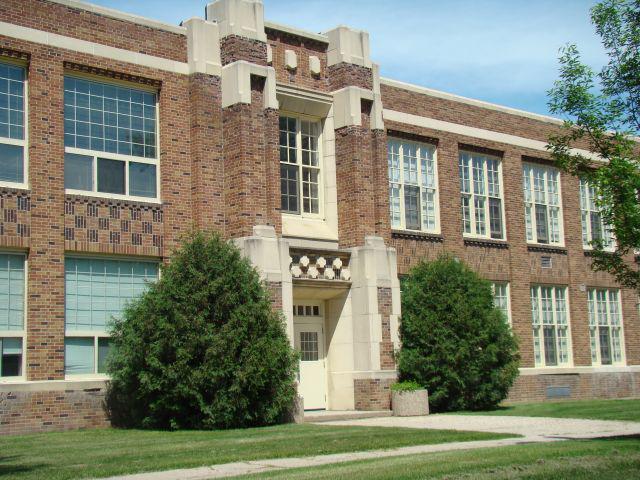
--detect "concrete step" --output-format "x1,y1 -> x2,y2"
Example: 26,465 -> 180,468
304,410 -> 392,423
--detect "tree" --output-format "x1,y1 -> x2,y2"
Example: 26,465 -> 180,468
106,231 -> 298,430
397,256 -> 520,412
547,0 -> 640,290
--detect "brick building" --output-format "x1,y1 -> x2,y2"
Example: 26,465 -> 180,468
0,0 -> 638,435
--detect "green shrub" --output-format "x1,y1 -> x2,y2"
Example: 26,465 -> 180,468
106,231 -> 298,430
397,255 -> 519,412
391,380 -> 423,392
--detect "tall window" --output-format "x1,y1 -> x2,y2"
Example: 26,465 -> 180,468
0,62 -> 26,187
279,115 -> 322,216
459,152 -> 505,239
0,253 -> 25,379
579,179 -> 614,249
588,288 -> 624,365
530,285 -> 571,367
64,76 -> 159,200
523,164 -> 563,245
491,282 -> 511,324
388,139 -> 439,232
64,257 -> 158,376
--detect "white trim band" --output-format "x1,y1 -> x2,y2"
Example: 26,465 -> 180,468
0,21 -> 190,76
383,109 -> 601,161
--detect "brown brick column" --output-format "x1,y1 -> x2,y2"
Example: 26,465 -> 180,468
335,101 -> 378,248
378,287 -> 395,369
372,128 -> 391,242
26,51 -> 65,381
189,73 -> 225,233
222,76 -> 280,239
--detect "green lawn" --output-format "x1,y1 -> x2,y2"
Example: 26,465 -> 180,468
454,398 -> 640,422
248,436 -> 640,479
0,424 -> 512,480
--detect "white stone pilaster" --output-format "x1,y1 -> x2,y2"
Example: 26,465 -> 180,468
206,0 -> 267,41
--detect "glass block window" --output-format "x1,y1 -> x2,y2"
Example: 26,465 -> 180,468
64,77 -> 157,158
459,151 -> 505,239
388,139 -> 438,232
300,331 -> 319,361
523,164 -> 563,245
65,257 -> 158,332
0,253 -> 25,331
531,286 -> 571,367
0,62 -> 26,185
279,115 -> 322,216
579,179 -> 614,249
492,282 -> 511,324
588,288 -> 624,365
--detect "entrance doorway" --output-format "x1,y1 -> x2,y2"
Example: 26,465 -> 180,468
293,303 -> 326,410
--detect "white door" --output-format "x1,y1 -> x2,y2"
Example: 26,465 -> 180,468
293,304 -> 326,410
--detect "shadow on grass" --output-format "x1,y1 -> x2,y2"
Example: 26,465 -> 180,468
0,455 -> 45,476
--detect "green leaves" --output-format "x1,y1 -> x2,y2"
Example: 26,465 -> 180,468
106,231 -> 298,430
397,256 -> 520,412
548,0 -> 640,291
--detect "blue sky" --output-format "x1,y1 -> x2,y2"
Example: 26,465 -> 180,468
87,0 -> 607,117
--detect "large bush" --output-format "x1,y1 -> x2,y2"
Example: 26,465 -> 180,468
397,255 -> 519,412
106,231 -> 298,430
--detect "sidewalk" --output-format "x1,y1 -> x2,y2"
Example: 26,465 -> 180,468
101,414 -> 640,480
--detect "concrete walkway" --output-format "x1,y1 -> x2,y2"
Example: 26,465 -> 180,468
101,415 -> 640,480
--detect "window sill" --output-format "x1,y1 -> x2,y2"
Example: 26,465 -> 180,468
0,181 -> 29,192
65,190 -> 162,206
391,230 -> 443,242
463,237 -> 509,249
527,244 -> 567,254
0,378 -> 108,392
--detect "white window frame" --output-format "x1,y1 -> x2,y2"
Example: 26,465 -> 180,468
0,252 -> 27,382
0,59 -> 29,190
64,254 -> 159,379
530,285 -> 573,368
588,288 -> 625,366
579,178 -> 615,251
63,74 -> 161,204
522,163 -> 564,246
491,282 -> 511,324
388,139 -> 440,234
459,151 -> 506,240
279,112 -> 324,220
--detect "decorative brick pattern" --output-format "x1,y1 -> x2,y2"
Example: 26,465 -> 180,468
64,196 -> 164,257
0,387 -> 109,435
354,378 -> 396,411
378,287 -> 395,370
0,189 -> 30,249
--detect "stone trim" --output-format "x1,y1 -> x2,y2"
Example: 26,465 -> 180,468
527,245 -> 568,254
391,231 -> 444,242
464,238 -> 510,249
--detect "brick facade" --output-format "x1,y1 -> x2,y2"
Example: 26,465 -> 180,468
0,0 -> 638,435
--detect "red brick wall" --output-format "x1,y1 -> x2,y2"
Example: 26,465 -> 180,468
354,378 -> 395,410
221,35 -> 267,66
0,189 -> 30,250
328,63 -> 373,91
378,287 -> 395,370
0,387 -> 109,435
0,0 -> 187,63
267,30 -> 329,92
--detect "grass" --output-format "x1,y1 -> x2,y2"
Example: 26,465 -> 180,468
247,435 -> 640,479
453,398 -> 640,422
0,424 -> 513,480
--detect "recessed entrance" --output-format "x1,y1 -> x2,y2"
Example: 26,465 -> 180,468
293,302 -> 327,410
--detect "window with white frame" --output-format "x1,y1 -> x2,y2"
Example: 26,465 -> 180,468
522,164 -> 563,245
0,253 -> 25,379
530,285 -> 571,367
491,282 -> 511,324
388,139 -> 439,232
579,179 -> 614,249
64,257 -> 158,376
0,62 -> 26,187
459,151 -> 505,239
64,76 -> 159,201
279,115 -> 322,216
588,288 -> 624,365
